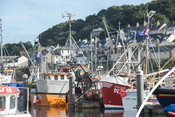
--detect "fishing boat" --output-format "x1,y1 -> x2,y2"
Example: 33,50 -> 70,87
99,76 -> 131,109
152,86 -> 175,117
121,89 -> 158,111
30,66 -> 72,107
30,12 -> 89,107
0,85 -> 31,117
99,43 -> 139,109
92,17 -> 141,110
151,70 -> 175,112
0,68 -> 14,84
153,87 -> 175,110
98,11 -> 159,110
0,20 -> 15,84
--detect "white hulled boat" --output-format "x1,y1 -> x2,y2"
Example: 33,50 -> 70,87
0,85 -> 31,117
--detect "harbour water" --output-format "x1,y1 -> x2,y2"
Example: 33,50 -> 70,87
30,107 -> 166,117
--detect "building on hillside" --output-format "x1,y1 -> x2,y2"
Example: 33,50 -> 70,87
5,55 -> 28,67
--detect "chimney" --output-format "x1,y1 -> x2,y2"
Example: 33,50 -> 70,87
157,21 -> 160,26
144,21 -> 147,26
128,24 -> 130,28
136,22 -> 140,28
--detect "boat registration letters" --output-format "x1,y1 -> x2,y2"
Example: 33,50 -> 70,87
0,87 -> 12,93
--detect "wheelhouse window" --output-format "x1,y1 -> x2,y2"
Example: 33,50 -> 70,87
54,75 -> 58,80
48,76 -> 50,80
67,75 -> 69,79
0,96 -> 6,110
10,95 -> 16,109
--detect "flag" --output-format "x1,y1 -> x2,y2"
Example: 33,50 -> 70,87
137,27 -> 150,37
144,27 -> 150,37
36,51 -> 40,60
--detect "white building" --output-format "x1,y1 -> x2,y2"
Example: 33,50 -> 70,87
5,55 -> 28,67
52,47 -> 72,64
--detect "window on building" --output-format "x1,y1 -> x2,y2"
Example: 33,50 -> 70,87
61,75 -> 64,80
0,96 -> 6,110
10,95 -> 16,109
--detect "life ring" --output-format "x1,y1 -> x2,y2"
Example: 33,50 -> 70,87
118,88 -> 126,97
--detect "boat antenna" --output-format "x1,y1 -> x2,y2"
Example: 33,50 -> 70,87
62,12 -> 75,49
62,12 -> 88,63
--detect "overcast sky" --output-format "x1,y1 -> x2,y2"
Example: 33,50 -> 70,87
0,0 -> 152,44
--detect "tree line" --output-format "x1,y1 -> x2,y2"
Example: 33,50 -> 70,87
4,0 -> 175,55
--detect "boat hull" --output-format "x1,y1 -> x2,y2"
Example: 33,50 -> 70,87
100,81 -> 130,110
30,92 -> 67,107
122,90 -> 158,111
3,114 -> 31,117
153,88 -> 175,108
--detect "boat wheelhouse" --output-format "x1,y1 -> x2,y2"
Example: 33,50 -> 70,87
0,85 -> 31,117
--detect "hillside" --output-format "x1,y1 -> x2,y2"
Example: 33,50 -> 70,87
38,0 -> 175,47
3,0 -> 175,56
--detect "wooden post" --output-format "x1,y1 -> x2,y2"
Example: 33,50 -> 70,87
145,37 -> 149,76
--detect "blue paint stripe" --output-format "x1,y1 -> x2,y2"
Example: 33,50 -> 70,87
105,107 -> 124,110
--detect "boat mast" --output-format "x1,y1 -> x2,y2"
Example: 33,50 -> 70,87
90,33 -> 94,77
102,17 -> 115,71
145,9 -> 156,75
0,19 -> 3,64
63,12 -> 88,62
62,12 -> 75,51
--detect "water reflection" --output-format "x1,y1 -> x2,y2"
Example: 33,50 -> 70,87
30,106 -> 68,117
77,108 -> 103,117
30,107 -> 165,117
104,110 -> 124,117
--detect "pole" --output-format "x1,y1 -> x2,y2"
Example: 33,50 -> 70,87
90,35 -> 93,75
95,37 -> 97,71
68,72 -> 75,117
136,70 -> 144,111
68,14 -> 72,50
138,44 -> 141,70
145,37 -> 149,76
0,19 -> 3,64
23,74 -> 28,111
69,72 -> 75,109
